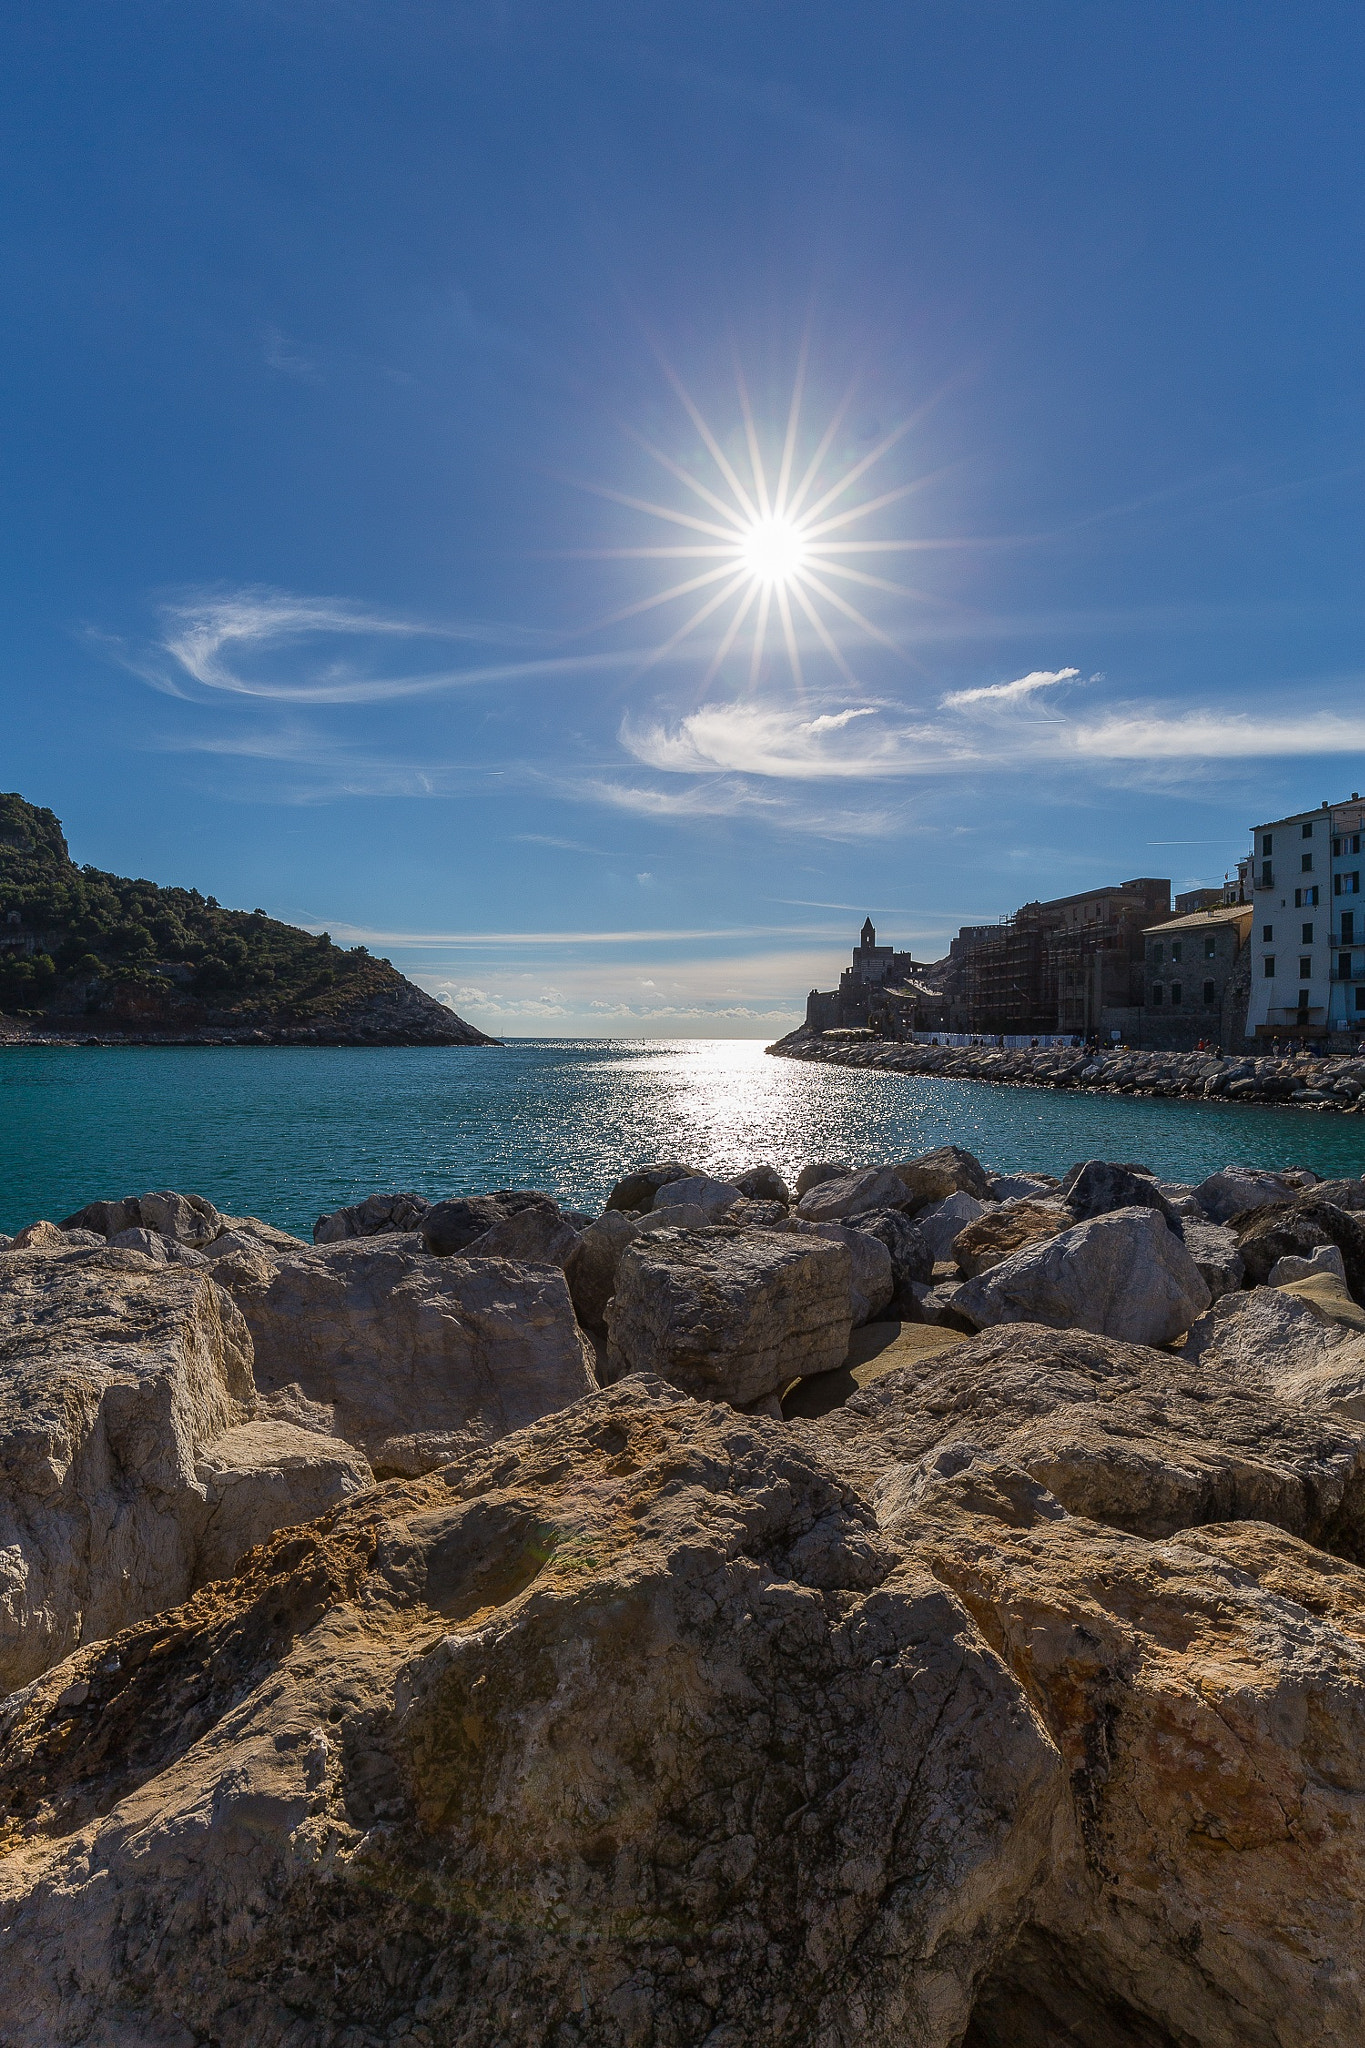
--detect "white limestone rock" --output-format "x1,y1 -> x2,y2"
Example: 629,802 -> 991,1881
218,1238 -> 598,1477
794,1165 -> 908,1224
605,1225 -> 852,1403
954,1207 -> 1212,1347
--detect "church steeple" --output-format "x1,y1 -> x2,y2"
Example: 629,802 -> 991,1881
860,917 -> 876,948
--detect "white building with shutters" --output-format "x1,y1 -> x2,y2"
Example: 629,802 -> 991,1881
1245,793 -> 1365,1040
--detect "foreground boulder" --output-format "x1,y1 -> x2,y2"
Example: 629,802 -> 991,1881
809,1322 -> 1365,1555
893,1144 -> 990,1206
951,1199 -> 1069,1278
1063,1157 -> 1184,1235
220,1239 -> 597,1475
605,1225 -> 852,1403
897,1471 -> 1365,2048
1192,1166 -> 1299,1224
420,1189 -> 558,1258
953,1206 -> 1211,1347
59,1188 -> 223,1248
603,1160 -> 696,1213
790,1218 -> 895,1325
793,1165 -> 908,1224
0,1379 -> 1063,2048
1236,1195 -> 1365,1301
0,1249 -> 255,1690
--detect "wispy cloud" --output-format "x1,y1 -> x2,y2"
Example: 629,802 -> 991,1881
940,667 -> 1081,709
130,588 -> 637,706
1068,709 -> 1365,759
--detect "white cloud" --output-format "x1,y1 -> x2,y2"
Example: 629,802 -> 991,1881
1065,709 -> 1365,758
620,701 -> 959,780
940,667 -> 1081,709
139,588 -> 635,705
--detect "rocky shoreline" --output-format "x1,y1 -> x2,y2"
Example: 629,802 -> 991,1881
768,1024 -> 1365,1111
2,1148 -> 1364,2044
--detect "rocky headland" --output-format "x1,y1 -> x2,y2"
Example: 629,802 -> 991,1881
768,1024 -> 1365,1112
2,1147 -> 1365,2043
0,793 -> 495,1046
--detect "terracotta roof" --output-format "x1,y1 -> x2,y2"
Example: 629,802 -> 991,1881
1143,903 -> 1253,935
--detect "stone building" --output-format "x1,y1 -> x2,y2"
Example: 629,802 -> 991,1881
804,919 -> 933,1032
1141,901 -> 1253,1050
946,879 -> 1172,1037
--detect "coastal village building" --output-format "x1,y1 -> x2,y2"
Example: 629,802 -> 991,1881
805,920 -> 945,1033
1244,794 -> 1365,1041
1141,900 -> 1253,1050
947,878 -> 1172,1038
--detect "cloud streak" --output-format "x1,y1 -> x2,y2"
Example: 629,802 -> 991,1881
940,666 -> 1081,709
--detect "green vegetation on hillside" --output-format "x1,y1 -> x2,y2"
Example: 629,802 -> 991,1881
0,792 -> 422,1028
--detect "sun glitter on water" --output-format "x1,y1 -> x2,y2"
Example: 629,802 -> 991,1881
576,347 -> 928,686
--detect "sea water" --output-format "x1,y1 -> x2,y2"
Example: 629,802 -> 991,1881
1,1038 -> 1361,1239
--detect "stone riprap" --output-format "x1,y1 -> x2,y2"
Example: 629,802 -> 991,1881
2,1153 -> 1365,2045
767,1027 -> 1365,1112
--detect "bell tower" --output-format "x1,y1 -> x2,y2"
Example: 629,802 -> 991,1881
860,917 -> 876,948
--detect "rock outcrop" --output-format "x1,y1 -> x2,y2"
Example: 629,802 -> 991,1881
0,1248 -> 255,1689
219,1239 -> 597,1476
605,1226 -> 852,1403
953,1206 -> 1211,1346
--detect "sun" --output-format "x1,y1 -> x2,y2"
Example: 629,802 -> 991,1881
738,512 -> 808,588
573,347 -> 928,687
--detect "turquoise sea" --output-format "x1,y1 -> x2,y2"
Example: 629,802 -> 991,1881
2,1038 -> 1362,1239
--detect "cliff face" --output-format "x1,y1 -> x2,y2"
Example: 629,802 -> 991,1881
0,793 -> 496,1045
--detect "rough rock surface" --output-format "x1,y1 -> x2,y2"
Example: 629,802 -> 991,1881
1271,1243 -> 1348,1286
420,1190 -> 555,1258
901,1479 -> 1365,2048
731,1163 -> 790,1204
605,1226 -> 852,1404
1063,1158 -> 1185,1235
313,1191 -> 430,1245
652,1172 -> 744,1219
192,1418 -> 372,1585
1183,1216 -> 1248,1300
915,1190 -> 988,1266
951,1199 -> 1069,1279
893,1143 -> 990,1207
563,1208 -> 638,1329
220,1239 -> 597,1476
1182,1283 -> 1348,1381
1237,1196 -> 1365,1300
1193,1166 -> 1300,1224
0,1248 -> 255,1689
854,1206 -> 934,1294
953,1206 -> 1211,1347
793,1165 -> 908,1224
790,1219 -> 895,1326
108,1225 -> 209,1266
0,1379 -> 1063,2048
1278,1270 -> 1365,1332
603,1161 -> 696,1214
809,1322 -> 1365,1556
459,1200 -> 581,1271
59,1190 -> 223,1247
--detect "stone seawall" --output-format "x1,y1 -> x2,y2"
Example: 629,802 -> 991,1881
768,1028 -> 1365,1112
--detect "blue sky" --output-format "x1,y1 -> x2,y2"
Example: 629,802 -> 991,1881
5,2 -> 1365,1036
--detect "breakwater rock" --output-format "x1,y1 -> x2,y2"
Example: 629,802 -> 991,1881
768,1025 -> 1365,1111
2,1148 -> 1365,2044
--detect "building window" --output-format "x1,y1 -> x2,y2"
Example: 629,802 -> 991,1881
1170,983 -> 1182,1005
1344,912 -> 1357,944
1203,979 -> 1216,1004
1151,942 -> 1163,964
1171,941 -> 1183,962
1262,833 -> 1273,855
1298,989 -> 1311,1009
1299,956 -> 1312,979
1263,924 -> 1273,943
1262,860 -> 1273,885
1357,987 -> 1365,1011
1205,935 -> 1217,958
1265,957 -> 1276,977
1294,886 -> 1320,907
1302,821 -> 1315,839
1302,923 -> 1314,944
1335,872 -> 1361,896
1151,983 -> 1164,1005
1302,853 -> 1314,872
1340,955 -> 1353,981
